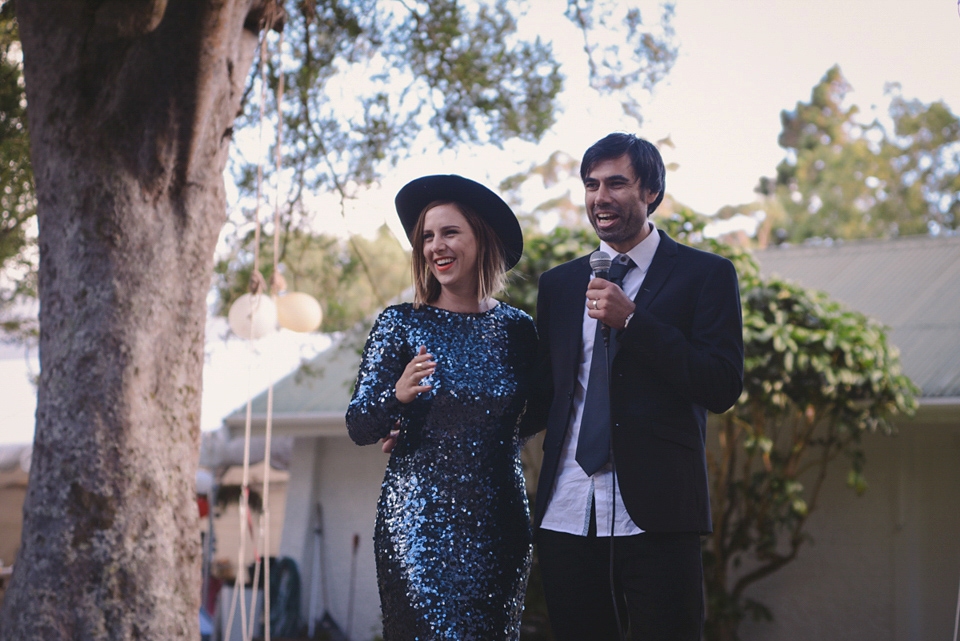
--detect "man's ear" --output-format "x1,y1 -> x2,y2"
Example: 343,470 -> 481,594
643,189 -> 660,205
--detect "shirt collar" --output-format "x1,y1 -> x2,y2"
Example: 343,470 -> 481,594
598,221 -> 660,274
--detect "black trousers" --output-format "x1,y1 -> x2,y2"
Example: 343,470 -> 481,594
537,524 -> 704,641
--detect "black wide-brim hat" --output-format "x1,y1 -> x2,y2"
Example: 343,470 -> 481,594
395,174 -> 523,270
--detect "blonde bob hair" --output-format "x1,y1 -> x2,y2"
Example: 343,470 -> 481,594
410,200 -> 508,307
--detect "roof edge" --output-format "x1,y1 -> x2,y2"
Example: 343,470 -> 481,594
911,397 -> 960,424
223,412 -> 347,440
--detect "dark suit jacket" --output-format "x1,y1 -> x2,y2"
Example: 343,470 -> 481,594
522,230 -> 744,534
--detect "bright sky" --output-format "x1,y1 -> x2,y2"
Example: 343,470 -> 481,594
642,0 -> 960,216
331,0 -> 960,241
3,0 -> 959,445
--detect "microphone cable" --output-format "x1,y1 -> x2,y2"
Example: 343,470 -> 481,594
610,465 -> 626,641
602,326 -> 627,641
590,249 -> 627,641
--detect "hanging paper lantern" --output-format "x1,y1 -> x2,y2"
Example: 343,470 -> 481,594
228,293 -> 278,339
276,292 -> 323,333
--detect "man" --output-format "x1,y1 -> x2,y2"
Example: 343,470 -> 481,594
524,133 -> 744,640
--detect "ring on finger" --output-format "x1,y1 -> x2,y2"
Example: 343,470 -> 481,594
415,362 -> 423,370
592,299 -> 598,309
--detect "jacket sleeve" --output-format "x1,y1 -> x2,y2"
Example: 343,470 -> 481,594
345,307 -> 409,445
619,255 -> 744,414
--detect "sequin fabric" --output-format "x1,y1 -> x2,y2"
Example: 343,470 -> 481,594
346,302 -> 536,641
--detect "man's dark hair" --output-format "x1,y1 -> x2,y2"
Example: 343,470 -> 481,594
580,132 -> 666,214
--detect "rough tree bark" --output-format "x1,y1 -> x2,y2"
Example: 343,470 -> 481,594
0,1 -> 274,638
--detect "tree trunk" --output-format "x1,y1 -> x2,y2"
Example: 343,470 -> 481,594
0,1 -> 267,638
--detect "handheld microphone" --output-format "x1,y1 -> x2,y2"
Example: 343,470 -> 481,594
589,250 -> 612,345
589,250 -> 611,280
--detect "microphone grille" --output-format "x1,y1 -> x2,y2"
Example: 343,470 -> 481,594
589,250 -> 612,273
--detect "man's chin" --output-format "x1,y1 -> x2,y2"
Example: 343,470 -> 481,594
595,226 -> 646,250
595,227 -> 625,243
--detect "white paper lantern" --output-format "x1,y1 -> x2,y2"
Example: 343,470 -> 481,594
227,293 -> 278,339
276,292 -> 323,333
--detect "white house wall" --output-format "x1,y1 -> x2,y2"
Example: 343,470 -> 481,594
277,437 -> 319,613
737,419 -> 960,641
281,435 -> 387,641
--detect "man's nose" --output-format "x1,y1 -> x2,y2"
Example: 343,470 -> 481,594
595,183 -> 613,203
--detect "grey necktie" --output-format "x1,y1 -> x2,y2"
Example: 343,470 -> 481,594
576,255 -> 634,476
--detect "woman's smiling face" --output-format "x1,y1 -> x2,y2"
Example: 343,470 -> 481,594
421,203 -> 479,296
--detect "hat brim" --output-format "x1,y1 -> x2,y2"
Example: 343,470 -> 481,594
395,174 -> 523,270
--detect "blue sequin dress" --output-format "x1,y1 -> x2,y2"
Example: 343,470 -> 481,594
346,302 -> 536,641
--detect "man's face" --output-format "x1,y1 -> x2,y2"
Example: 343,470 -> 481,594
583,154 -> 659,253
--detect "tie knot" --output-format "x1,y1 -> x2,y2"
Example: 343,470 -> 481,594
609,254 -> 634,284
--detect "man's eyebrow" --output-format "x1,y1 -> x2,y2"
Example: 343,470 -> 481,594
584,173 -> 634,183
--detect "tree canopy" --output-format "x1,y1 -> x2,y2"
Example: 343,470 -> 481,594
221,0 -> 676,331
241,0 -> 564,199
0,5 -> 35,339
213,224 -> 411,331
758,65 -> 960,244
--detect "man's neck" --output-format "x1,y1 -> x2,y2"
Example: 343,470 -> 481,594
605,222 -> 654,255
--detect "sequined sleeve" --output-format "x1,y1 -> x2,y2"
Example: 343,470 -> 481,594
346,306 -> 410,446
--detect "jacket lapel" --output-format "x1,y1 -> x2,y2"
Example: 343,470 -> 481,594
633,230 -> 678,310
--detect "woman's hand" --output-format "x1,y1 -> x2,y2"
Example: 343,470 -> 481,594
380,428 -> 400,454
395,345 -> 436,404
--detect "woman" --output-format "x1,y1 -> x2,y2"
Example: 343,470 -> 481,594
346,174 -> 536,640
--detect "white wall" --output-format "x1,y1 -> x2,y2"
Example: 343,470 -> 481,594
280,435 -> 387,641
737,418 -> 960,641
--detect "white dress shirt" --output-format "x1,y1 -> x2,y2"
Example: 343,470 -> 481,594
540,223 -> 661,537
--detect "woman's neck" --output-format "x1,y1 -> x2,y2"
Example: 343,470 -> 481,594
433,289 -> 494,314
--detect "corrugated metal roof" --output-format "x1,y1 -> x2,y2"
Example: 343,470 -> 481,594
222,295 -> 393,433
230,328 -> 366,420
753,235 -> 960,398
